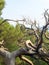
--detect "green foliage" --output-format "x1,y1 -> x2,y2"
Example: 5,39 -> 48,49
0,0 -> 49,65
0,0 -> 5,16
0,18 -> 49,65
0,19 -> 49,65
33,59 -> 47,65
0,0 -> 5,10
15,24 -> 24,40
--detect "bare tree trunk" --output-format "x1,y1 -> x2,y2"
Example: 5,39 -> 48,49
0,48 -> 15,65
4,57 -> 15,65
0,48 -> 35,65
0,10 -> 49,65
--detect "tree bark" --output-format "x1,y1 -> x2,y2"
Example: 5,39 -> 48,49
0,48 -> 35,65
4,57 -> 15,65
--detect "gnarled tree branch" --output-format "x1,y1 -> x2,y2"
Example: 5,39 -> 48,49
19,55 -> 34,65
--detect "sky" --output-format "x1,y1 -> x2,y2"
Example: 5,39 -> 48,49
1,0 -> 49,26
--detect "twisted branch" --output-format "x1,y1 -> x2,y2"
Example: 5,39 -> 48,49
19,55 -> 34,65
0,19 -> 25,25
36,22 -> 49,51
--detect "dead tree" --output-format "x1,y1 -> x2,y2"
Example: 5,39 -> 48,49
0,10 -> 49,65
